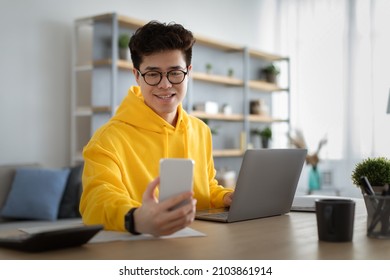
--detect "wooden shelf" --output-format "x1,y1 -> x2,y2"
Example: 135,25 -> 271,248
191,111 -> 244,121
248,114 -> 288,123
92,106 -> 112,113
192,72 -> 244,86
249,80 -> 288,92
85,13 -> 146,29
75,106 -> 112,116
93,59 -> 134,70
213,149 -> 244,157
117,60 -> 134,70
75,64 -> 93,72
116,14 -> 147,28
192,111 -> 288,123
249,49 -> 288,61
75,107 -> 92,116
195,34 -> 243,52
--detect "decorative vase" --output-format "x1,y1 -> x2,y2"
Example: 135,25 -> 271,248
308,166 -> 321,192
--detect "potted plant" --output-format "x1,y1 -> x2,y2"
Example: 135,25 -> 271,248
261,64 -> 280,83
351,157 -> 390,194
259,127 -> 272,148
251,127 -> 272,148
118,34 -> 130,60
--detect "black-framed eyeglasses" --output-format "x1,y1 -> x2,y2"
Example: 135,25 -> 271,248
137,68 -> 188,86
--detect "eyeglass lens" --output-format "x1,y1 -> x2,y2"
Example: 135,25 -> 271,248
142,70 -> 187,86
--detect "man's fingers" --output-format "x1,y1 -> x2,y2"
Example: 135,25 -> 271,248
143,177 -> 160,202
159,191 -> 193,210
156,204 -> 196,235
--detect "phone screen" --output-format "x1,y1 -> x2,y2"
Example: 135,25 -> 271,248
159,158 -> 194,209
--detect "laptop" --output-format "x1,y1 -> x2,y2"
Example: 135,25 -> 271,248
195,148 -> 307,222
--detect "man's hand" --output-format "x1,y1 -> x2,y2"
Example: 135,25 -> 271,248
223,191 -> 234,207
133,177 -> 196,237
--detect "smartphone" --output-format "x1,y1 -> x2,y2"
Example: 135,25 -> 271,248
159,158 -> 194,210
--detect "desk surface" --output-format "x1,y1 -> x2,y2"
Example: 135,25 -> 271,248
0,200 -> 388,260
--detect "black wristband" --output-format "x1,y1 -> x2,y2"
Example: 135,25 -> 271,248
125,208 -> 141,235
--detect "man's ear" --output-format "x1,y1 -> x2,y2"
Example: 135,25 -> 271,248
133,69 -> 140,84
187,65 -> 192,76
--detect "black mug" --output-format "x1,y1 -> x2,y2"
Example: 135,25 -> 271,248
315,199 -> 355,242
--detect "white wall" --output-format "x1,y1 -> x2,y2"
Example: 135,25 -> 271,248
0,0 -> 267,167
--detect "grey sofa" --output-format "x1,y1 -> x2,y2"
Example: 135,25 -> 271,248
0,163 -> 83,231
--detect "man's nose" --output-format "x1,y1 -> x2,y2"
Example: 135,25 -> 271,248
158,74 -> 172,88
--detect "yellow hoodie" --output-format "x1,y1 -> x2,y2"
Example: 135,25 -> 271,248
80,86 -> 233,231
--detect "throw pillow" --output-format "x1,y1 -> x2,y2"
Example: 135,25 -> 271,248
0,163 -> 40,211
0,167 -> 70,221
58,164 -> 83,218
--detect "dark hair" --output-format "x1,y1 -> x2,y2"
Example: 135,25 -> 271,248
129,21 -> 195,70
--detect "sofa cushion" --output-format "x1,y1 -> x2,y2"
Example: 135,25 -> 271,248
58,164 -> 83,218
1,167 -> 70,221
0,164 -> 40,212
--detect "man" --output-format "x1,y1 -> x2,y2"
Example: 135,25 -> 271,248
80,21 -> 234,237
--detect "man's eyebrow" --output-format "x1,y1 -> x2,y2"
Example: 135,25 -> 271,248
144,65 -> 186,71
144,66 -> 160,71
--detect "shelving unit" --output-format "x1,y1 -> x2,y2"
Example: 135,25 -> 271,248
71,13 -> 138,164
71,12 -> 290,167
188,37 -> 290,163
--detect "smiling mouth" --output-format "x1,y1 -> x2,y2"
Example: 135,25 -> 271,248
156,94 -> 175,99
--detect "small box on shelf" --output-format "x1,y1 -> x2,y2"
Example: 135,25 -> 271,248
193,101 -> 219,114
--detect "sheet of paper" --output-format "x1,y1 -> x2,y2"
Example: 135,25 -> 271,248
89,227 -> 206,243
19,224 -> 205,242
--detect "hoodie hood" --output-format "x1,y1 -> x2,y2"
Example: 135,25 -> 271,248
113,86 -> 189,132
112,86 -> 190,157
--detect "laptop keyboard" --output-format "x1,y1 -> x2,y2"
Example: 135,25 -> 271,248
204,212 -> 228,219
196,208 -> 229,219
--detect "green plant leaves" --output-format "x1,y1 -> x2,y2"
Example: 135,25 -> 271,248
351,157 -> 390,186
